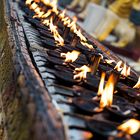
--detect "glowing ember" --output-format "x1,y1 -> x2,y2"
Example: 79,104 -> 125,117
97,72 -> 106,96
133,77 -> 140,89
74,65 -> 91,81
118,119 -> 140,135
61,50 -> 80,63
100,72 -> 118,108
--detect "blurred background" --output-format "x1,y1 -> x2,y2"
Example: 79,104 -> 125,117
58,0 -> 140,73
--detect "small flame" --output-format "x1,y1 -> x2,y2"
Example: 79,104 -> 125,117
59,10 -> 66,19
41,9 -> 52,18
61,50 -> 80,63
26,0 -> 64,46
114,61 -> 130,77
133,77 -> 140,89
74,65 -> 91,81
121,63 -> 131,77
97,72 -> 106,96
49,17 -> 64,46
118,119 -> 140,135
100,72 -> 118,108
105,59 -> 115,64
81,41 -> 93,49
26,0 -> 33,5
114,61 -> 123,72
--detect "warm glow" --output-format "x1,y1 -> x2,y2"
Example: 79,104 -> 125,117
81,41 -> 93,49
114,61 -> 123,72
30,2 -> 38,10
133,77 -> 140,89
74,29 -> 87,42
49,17 -> 64,46
97,72 -> 106,96
83,132 -> 93,139
41,10 -> 52,18
41,0 -> 58,14
74,65 -> 91,81
105,59 -> 115,64
100,72 -> 118,108
114,61 -> 130,77
61,50 -> 80,63
26,0 -> 33,5
26,0 -> 64,46
59,10 -> 66,19
121,63 -> 131,77
118,119 -> 140,135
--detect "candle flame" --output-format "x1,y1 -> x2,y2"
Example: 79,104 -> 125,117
114,61 -> 123,72
25,0 -> 64,46
133,77 -> 140,89
97,72 -> 106,96
100,72 -> 118,108
114,61 -> 130,77
74,65 -> 91,81
61,50 -> 80,63
118,119 -> 140,135
49,17 -> 64,46
121,63 -> 131,77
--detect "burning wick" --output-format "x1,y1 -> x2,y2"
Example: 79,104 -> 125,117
133,76 -> 140,89
117,119 -> 140,135
74,65 -> 91,82
100,72 -> 119,108
61,50 -> 80,63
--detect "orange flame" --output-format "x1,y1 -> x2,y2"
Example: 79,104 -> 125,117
61,50 -> 80,63
114,61 -> 130,77
133,77 -> 140,89
25,1 -> 64,46
118,119 -> 140,135
114,61 -> 123,72
74,65 -> 91,81
49,17 -> 64,46
97,72 -> 106,96
121,63 -> 131,77
100,72 -> 118,108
